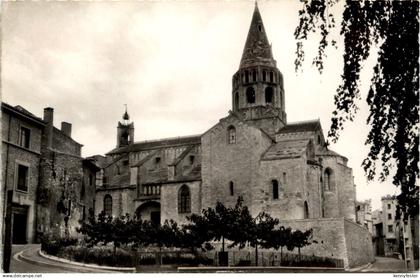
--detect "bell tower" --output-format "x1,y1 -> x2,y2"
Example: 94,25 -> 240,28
232,3 -> 287,135
117,105 -> 134,148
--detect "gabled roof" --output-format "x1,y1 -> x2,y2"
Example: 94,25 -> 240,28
262,138 -> 310,160
107,135 -> 201,155
53,126 -> 83,146
132,150 -> 159,167
1,102 -> 45,127
277,120 -> 320,134
103,153 -> 129,169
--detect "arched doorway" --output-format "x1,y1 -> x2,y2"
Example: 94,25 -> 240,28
136,201 -> 161,226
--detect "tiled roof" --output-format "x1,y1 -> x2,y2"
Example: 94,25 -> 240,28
107,135 -> 201,155
277,120 -> 320,134
262,139 -> 309,160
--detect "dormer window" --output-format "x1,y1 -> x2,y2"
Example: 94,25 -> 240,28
227,126 -> 236,144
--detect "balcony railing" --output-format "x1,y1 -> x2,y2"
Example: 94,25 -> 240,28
138,184 -> 161,199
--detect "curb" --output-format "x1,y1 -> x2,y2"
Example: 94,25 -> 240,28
17,249 -> 101,273
347,262 -> 373,272
38,250 -> 135,272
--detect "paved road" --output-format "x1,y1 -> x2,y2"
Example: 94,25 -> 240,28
9,244 -> 108,273
8,245 -> 413,274
362,256 -> 410,273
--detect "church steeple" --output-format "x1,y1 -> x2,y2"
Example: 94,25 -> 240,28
240,2 -> 276,68
117,105 -> 135,148
231,3 -> 287,135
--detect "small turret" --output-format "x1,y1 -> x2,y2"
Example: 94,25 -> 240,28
117,105 -> 134,148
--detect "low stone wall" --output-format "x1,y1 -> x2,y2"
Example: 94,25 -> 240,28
343,218 -> 374,267
280,218 -> 374,268
280,218 -> 347,265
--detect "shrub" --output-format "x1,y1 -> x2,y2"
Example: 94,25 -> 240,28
40,235 -> 78,256
61,245 -> 134,267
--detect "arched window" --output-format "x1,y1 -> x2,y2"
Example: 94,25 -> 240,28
104,194 -> 112,216
304,201 -> 309,219
265,87 -> 273,103
263,70 -> 267,81
245,70 -> 249,83
324,168 -> 334,191
227,125 -> 236,144
178,185 -> 191,213
121,131 -> 129,145
234,92 -> 239,110
269,71 -> 274,83
229,181 -> 234,196
246,87 -> 255,104
272,180 -> 279,200
252,70 -> 257,82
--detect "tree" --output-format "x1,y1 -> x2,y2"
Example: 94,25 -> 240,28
192,197 -> 247,252
287,229 -> 315,261
295,0 -> 419,217
248,212 -> 279,266
262,226 -> 292,265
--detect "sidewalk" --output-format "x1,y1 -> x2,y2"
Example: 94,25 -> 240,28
361,257 -> 410,273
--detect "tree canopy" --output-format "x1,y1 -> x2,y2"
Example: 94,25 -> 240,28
295,0 -> 419,216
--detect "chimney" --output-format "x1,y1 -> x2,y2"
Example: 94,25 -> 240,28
61,122 -> 72,137
43,107 -> 54,125
43,107 -> 54,148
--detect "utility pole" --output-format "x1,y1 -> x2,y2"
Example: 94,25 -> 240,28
3,190 -> 13,273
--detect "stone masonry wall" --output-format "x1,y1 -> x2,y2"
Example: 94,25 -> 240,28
321,155 -> 356,221
256,158 -> 307,220
2,111 -> 43,243
95,188 -> 135,217
344,218 -> 375,267
38,151 -> 85,239
201,115 -> 272,213
280,218 -> 347,265
160,181 -> 201,225
52,128 -> 81,156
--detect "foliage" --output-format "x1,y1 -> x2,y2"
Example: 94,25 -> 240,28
187,196 -> 248,252
295,0 -> 419,216
40,234 -> 78,256
286,229 -> 315,260
62,245 -> 133,267
75,198 -> 316,267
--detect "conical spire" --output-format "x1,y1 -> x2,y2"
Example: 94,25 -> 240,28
123,104 -> 129,121
240,3 -> 276,68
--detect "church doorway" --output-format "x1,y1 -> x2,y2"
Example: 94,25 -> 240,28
135,201 -> 161,226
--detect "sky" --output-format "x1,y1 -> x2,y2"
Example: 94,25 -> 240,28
1,0 -> 400,210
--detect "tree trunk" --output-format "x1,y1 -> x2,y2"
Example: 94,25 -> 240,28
280,246 -> 283,266
298,247 -> 301,262
255,244 -> 258,266
222,236 -> 225,252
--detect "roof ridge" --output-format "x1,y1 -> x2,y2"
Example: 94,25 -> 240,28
132,134 -> 201,145
286,119 -> 320,125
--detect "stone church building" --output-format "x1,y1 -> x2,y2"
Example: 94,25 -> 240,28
95,4 -> 373,268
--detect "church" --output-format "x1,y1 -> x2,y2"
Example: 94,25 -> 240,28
94,3 -> 373,268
